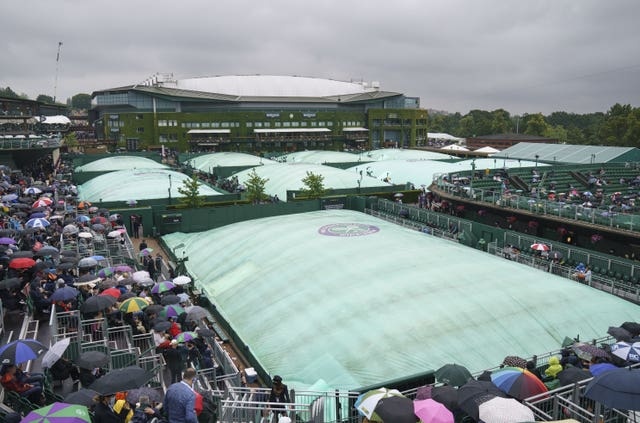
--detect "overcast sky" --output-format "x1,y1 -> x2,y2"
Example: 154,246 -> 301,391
1,0 -> 639,114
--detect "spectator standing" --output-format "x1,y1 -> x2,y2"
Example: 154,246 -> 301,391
164,368 -> 198,423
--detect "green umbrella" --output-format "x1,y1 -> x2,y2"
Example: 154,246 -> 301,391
23,402 -> 91,423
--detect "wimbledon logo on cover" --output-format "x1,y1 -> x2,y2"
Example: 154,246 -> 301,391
318,223 -> 380,237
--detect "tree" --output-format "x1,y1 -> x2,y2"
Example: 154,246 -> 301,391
244,169 -> 269,204
63,132 -> 79,149
524,113 -> 550,136
36,94 -> 54,104
0,87 -> 20,99
177,174 -> 205,208
300,171 -> 327,199
490,109 -> 512,134
70,93 -> 91,109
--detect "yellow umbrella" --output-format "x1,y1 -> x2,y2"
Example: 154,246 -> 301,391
119,297 -> 149,313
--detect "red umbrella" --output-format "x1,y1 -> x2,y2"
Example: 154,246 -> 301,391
99,288 -> 122,299
9,257 -> 36,269
91,216 -> 108,225
32,198 -> 53,208
530,243 -> 549,251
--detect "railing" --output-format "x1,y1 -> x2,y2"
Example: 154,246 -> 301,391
199,333 -> 241,387
435,180 -> 640,232
106,325 -> 134,351
0,138 -> 62,149
375,198 -> 473,235
367,209 -> 461,242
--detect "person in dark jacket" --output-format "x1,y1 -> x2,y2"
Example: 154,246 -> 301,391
163,339 -> 184,383
93,394 -> 131,423
268,375 -> 290,420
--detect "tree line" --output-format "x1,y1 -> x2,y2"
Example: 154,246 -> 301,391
429,104 -> 640,147
0,86 -> 91,110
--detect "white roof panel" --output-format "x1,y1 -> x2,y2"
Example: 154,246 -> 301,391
254,128 -> 331,133
186,129 -> 231,134
343,127 -> 369,132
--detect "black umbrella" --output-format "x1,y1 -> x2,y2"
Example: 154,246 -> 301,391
197,328 -> 216,338
430,385 -> 459,411
585,367 -> 640,411
372,396 -> 416,423
145,305 -> 164,315
36,246 -> 59,257
60,256 -> 79,264
435,363 -> 473,387
34,262 -> 49,271
75,274 -> 101,286
0,229 -> 16,237
56,262 -> 75,270
118,292 -> 136,302
457,380 -> 507,421
153,321 -> 172,332
557,366 -> 592,386
11,251 -> 34,258
49,286 -> 79,302
127,387 -> 164,404
161,294 -> 180,305
91,224 -> 106,232
0,277 -> 21,290
10,203 -> 29,209
608,326 -> 633,342
80,295 -> 116,313
61,250 -> 79,257
76,350 -> 110,369
89,366 -> 154,395
0,339 -> 47,365
621,322 -> 640,337
186,306 -> 208,321
64,389 -> 98,407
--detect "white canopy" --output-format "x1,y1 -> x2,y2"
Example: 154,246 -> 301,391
254,128 -> 330,133
40,115 -> 71,125
428,132 -> 464,141
187,129 -> 231,134
440,144 -> 469,151
474,146 -> 501,153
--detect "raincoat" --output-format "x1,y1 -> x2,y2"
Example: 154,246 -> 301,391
545,356 -> 563,378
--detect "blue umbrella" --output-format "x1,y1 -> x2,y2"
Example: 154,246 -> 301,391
50,286 -> 80,302
76,215 -> 90,223
0,339 -> 47,365
2,194 -> 17,202
30,212 -> 47,219
589,363 -> 618,376
90,255 -> 106,261
25,218 -> 50,229
585,367 -> 640,411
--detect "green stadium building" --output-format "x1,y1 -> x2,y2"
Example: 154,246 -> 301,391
90,74 -> 427,152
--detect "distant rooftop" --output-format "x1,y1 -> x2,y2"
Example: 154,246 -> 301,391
470,133 -> 557,141
494,142 -> 640,164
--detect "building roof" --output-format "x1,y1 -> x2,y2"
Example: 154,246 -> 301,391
358,148 -> 452,161
280,150 -> 363,164
162,209 -> 640,390
493,142 -> 640,164
440,144 -> 469,151
75,156 -> 168,172
187,152 -> 276,171
470,133 -> 557,141
232,163 -> 389,201
77,169 -> 222,202
428,132 -> 464,141
474,146 -> 501,154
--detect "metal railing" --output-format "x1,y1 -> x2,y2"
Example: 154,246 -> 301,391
0,138 -> 62,149
367,209 -> 461,242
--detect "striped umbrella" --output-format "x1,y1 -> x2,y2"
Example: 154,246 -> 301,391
530,243 -> 549,251
151,281 -> 175,294
119,297 -> 149,313
98,267 -> 115,278
0,339 -> 47,365
490,367 -> 548,400
32,198 -> 53,208
161,304 -> 185,319
611,341 -> 640,362
139,247 -> 154,257
175,331 -> 198,343
22,402 -> 91,423
26,217 -> 50,228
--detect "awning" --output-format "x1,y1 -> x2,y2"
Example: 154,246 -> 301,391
187,129 -> 231,134
342,127 -> 369,132
40,115 -> 71,125
254,128 -> 331,134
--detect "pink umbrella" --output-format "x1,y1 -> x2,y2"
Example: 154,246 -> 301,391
530,243 -> 549,251
414,398 -> 454,423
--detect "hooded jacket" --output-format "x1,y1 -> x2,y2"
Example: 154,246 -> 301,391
545,356 -> 563,378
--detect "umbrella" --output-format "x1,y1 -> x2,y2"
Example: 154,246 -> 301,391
151,281 -> 175,295
530,243 -> 549,251
589,362 -> 618,376
41,338 -> 72,369
76,350 -> 109,369
491,367 -> 547,400
99,287 -> 122,298
186,306 -> 209,321
25,217 -> 50,228
60,255 -> 79,264
573,343 -> 610,361
50,286 -> 80,302
435,364 -> 472,387
153,321 -> 172,332
457,380 -> 507,420
557,367 -> 592,386
126,387 -> 164,404
355,387 -> 406,421
430,385 -> 459,412
107,230 -> 122,238
0,338 -> 47,365
98,267 -> 114,278
80,295 -> 116,313
0,277 -> 21,290
175,331 -> 198,343
197,328 -> 216,338
74,274 -> 101,286
178,293 -> 190,303
64,389 -> 98,407
173,275 -> 192,285
62,225 -> 79,235
132,270 -> 151,282
502,356 -> 528,369
608,326 -> 633,342
78,232 -> 93,239
22,402 -> 91,423
161,295 -> 181,306
2,193 -> 18,202
89,366 -> 154,395
91,216 -> 108,225
146,304 -> 164,314
138,277 -> 155,287
36,245 -> 59,257
621,321 -> 640,337
161,304 -> 185,318
32,198 -> 53,208
61,249 -> 79,257
372,396 -> 417,423
10,202 -> 29,209
118,292 -> 136,301
586,368 -> 640,411
12,251 -> 34,258
115,265 -> 133,272
139,247 -> 154,257
478,397 -> 534,423
76,215 -> 90,223
0,237 -> 16,245
77,201 -> 92,209
414,398 -> 454,423
611,341 -> 640,362
91,223 -> 106,232
108,214 -> 121,222
24,187 -> 43,195
56,262 -> 75,271
9,257 -> 36,269
30,212 -> 47,219
120,297 -> 149,313
78,257 -> 98,268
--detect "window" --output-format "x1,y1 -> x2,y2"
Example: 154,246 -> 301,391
169,134 -> 178,142
311,121 -> 317,127
327,122 -> 333,126
170,120 -> 177,127
136,127 -> 144,133
136,114 -> 144,120
275,122 -> 281,127
283,122 -> 291,127
291,122 -> 299,127
254,122 -> 262,127
158,120 -> 167,127
221,122 -> 230,128
319,121 -> 325,126
246,122 -> 253,128
159,134 -> 168,143
263,122 -> 271,128
201,122 -> 210,128
300,121 -> 307,127
212,122 -> 220,128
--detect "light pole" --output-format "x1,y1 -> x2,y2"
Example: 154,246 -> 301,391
535,154 -> 539,168
168,174 -> 172,204
590,153 -> 596,164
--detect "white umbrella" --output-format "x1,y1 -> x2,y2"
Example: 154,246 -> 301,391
41,337 -> 71,368
478,397 -> 534,423
132,270 -> 151,282
78,232 -> 93,239
178,293 -> 190,303
173,275 -> 192,286
107,230 -> 121,238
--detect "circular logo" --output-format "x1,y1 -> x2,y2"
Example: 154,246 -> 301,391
318,223 -> 380,237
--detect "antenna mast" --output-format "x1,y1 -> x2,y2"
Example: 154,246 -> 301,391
53,41 -> 63,103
